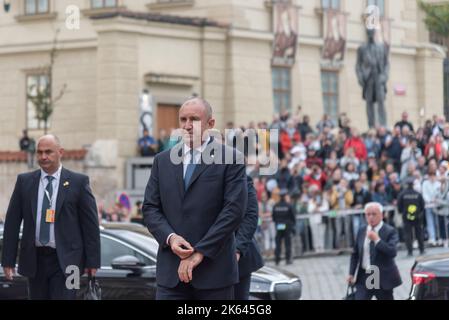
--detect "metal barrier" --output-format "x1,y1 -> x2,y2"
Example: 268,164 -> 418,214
256,203 -> 449,259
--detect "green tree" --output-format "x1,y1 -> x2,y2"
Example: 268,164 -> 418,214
419,0 -> 449,56
27,29 -> 66,134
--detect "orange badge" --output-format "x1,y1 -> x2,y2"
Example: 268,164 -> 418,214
45,209 -> 55,223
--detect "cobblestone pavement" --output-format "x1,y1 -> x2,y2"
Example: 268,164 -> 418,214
266,247 -> 449,300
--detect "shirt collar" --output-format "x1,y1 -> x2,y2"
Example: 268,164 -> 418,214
183,136 -> 211,156
41,165 -> 62,182
369,221 -> 384,233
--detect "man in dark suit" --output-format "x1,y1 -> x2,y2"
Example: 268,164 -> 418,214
347,202 -> 402,300
234,176 -> 264,300
1,135 -> 101,300
143,97 -> 247,300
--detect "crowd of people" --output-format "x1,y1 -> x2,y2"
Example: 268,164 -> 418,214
134,109 -> 449,259
226,110 -> 449,259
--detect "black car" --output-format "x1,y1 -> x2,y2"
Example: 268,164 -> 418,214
409,252 -> 449,300
0,223 -> 301,300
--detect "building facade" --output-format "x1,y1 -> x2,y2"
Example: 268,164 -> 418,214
0,0 -> 446,213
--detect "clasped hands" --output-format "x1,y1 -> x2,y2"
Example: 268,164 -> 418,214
169,234 -> 204,283
367,230 -> 380,242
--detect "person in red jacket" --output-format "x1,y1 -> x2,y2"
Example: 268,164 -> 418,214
424,135 -> 443,161
280,129 -> 293,156
304,165 -> 327,191
344,128 -> 367,161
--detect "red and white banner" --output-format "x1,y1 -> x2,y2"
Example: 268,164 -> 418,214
272,0 -> 298,66
322,9 -> 347,64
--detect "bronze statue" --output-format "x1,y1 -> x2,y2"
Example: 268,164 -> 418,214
356,28 -> 390,129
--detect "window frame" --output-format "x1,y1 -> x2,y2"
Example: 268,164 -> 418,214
272,66 -> 292,114
90,0 -> 118,9
24,0 -> 50,15
321,70 -> 339,122
26,73 -> 50,131
321,0 -> 340,10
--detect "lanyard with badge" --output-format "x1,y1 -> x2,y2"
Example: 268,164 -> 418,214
42,177 -> 56,224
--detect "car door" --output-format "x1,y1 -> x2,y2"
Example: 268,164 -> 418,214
90,234 -> 157,300
0,236 -> 28,300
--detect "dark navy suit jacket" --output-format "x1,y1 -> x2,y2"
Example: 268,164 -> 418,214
1,168 -> 101,277
349,223 -> 402,290
236,176 -> 264,278
143,140 -> 248,289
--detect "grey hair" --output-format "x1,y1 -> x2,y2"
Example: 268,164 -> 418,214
37,134 -> 62,148
182,97 -> 213,120
364,202 -> 384,214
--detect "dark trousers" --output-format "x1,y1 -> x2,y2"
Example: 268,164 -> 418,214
355,269 -> 394,300
156,282 -> 234,300
403,220 -> 425,255
275,229 -> 292,264
233,275 -> 251,300
28,247 -> 77,300
437,215 -> 448,240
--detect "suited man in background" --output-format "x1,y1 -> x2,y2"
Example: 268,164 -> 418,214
1,135 -> 101,299
143,97 -> 247,300
347,202 -> 402,300
234,176 -> 265,300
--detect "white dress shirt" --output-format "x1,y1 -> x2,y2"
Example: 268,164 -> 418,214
362,221 -> 383,270
35,165 -> 62,248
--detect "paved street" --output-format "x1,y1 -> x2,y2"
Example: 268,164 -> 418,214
267,247 -> 449,300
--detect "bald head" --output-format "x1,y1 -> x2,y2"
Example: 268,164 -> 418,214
179,97 -> 215,148
36,134 -> 63,174
37,134 -> 61,148
181,97 -> 213,120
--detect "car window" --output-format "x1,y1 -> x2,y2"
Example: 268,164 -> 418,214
100,235 -> 154,267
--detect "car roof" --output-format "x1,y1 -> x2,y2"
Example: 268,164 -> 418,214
101,222 -> 158,250
416,252 -> 449,263
100,222 -> 153,237
252,265 -> 299,282
414,252 -> 449,277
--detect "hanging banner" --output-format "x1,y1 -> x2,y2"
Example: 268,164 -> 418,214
272,0 -> 298,66
321,9 -> 347,68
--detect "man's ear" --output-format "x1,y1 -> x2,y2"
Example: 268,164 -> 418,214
208,118 -> 215,129
59,148 -> 65,157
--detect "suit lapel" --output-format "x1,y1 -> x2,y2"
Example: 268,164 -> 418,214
55,168 -> 70,219
185,161 -> 210,191
359,226 -> 366,262
174,160 -> 185,199
30,170 -> 41,223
